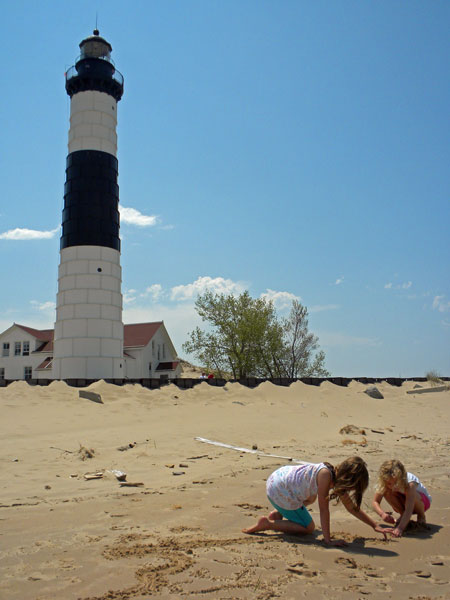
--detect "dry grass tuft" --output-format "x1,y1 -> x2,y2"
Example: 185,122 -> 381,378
426,370 -> 442,386
339,424 -> 366,436
341,438 -> 367,447
78,444 -> 95,460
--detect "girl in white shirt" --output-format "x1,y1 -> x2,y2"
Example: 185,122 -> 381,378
372,459 -> 431,537
242,456 -> 388,546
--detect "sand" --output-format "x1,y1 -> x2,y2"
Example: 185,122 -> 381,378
0,379 -> 448,599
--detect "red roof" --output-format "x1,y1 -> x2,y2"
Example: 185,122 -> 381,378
12,322 -> 164,353
123,322 -> 162,348
15,324 -> 54,342
36,357 -> 53,370
156,361 -> 179,371
35,340 -> 54,353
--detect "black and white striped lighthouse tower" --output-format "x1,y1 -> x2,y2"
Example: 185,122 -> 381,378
53,30 -> 124,380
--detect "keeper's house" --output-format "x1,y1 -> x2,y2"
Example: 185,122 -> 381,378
0,322 -> 181,382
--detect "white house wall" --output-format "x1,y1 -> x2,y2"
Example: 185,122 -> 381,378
0,323 -> 180,381
0,327 -> 46,380
124,325 -> 180,380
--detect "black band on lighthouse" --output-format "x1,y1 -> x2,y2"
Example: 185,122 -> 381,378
60,150 -> 120,251
66,57 -> 124,101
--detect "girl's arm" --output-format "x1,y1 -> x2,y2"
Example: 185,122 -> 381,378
341,493 -> 389,539
372,491 -> 396,524
392,482 -> 416,537
317,469 -> 347,547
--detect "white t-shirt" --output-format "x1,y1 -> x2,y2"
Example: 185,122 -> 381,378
406,472 -> 431,502
266,463 -> 329,510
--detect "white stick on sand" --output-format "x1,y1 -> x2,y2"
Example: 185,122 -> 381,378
194,437 -> 311,464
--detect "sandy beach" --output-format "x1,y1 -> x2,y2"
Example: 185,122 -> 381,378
0,379 -> 448,599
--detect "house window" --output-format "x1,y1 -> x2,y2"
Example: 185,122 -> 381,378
23,341 -> 30,356
15,342 -> 21,356
2,343 -> 9,357
149,362 -> 152,371
162,343 -> 166,358
0,368 -> 4,380
24,366 -> 32,380
157,345 -> 160,360
152,340 -> 155,356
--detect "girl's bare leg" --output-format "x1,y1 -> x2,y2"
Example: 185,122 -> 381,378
243,516 -> 315,535
412,493 -> 427,524
268,510 -> 283,521
385,489 -> 427,526
384,490 -> 406,515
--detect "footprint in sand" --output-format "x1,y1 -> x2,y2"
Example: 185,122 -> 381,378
334,557 -> 357,569
286,567 -> 319,578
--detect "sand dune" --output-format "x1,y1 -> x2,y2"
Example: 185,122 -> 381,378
0,380 -> 448,599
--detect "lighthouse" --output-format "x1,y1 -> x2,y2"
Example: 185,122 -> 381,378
53,30 -> 124,380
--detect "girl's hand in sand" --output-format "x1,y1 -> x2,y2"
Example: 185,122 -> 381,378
374,524 -> 391,540
324,538 -> 348,547
391,527 -> 403,538
382,512 -> 396,524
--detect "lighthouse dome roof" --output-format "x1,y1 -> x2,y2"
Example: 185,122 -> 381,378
79,30 -> 112,59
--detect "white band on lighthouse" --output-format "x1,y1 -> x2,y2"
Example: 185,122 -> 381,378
53,245 -> 123,380
69,91 -> 118,156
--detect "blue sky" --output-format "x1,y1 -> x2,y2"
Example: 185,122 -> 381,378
0,0 -> 448,377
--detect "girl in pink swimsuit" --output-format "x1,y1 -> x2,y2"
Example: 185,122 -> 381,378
372,459 -> 431,537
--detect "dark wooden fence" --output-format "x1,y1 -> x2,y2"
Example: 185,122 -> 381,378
0,376 -> 448,389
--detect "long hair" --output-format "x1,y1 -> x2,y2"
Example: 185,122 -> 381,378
376,459 -> 408,494
329,456 -> 369,509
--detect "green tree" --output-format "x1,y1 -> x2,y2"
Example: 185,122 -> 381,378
281,300 -> 329,377
183,291 -> 329,379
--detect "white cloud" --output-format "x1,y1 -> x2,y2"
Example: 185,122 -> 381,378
335,277 -> 344,285
120,207 -> 158,227
30,300 -> 56,312
318,332 -> 381,348
142,284 -> 163,301
260,289 -> 299,309
0,306 -> 55,332
0,227 -> 59,240
384,281 -> 413,290
432,295 -> 450,313
123,302 -> 201,356
309,304 -> 340,313
123,289 -> 138,304
170,276 -> 246,301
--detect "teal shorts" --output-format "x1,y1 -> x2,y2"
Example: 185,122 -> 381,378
268,497 -> 313,527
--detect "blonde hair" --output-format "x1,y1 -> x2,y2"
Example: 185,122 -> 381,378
329,456 -> 369,509
377,459 -> 408,494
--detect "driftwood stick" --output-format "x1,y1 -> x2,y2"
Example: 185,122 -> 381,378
194,437 -> 311,464
50,446 -> 75,453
